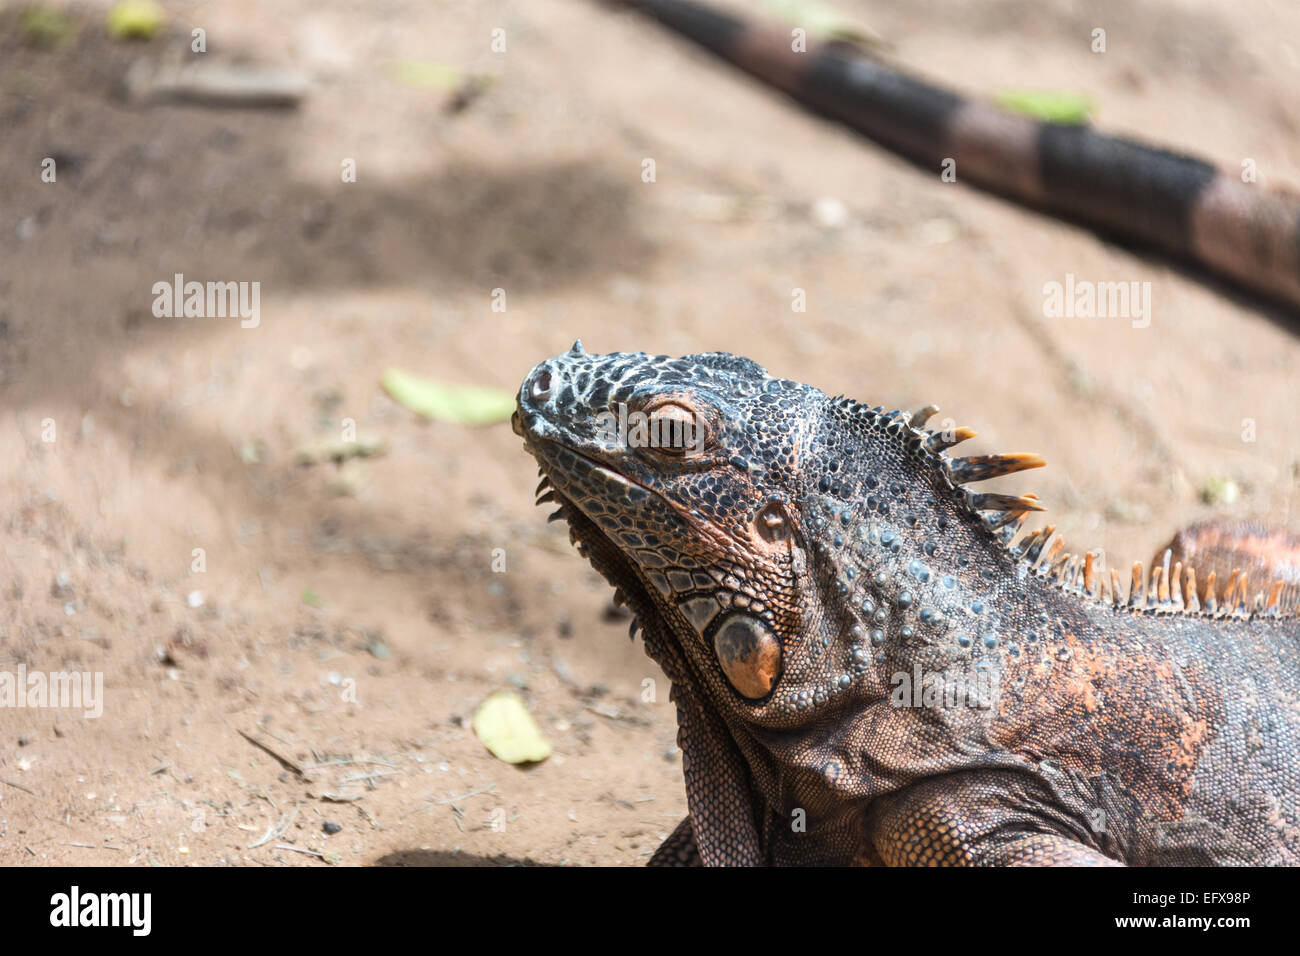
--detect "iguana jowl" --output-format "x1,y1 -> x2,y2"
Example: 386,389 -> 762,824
515,343 -> 1300,866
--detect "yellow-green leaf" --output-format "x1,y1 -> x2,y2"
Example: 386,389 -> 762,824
472,692 -> 552,764
107,0 -> 165,40
759,0 -> 883,47
394,60 -> 461,90
21,6 -> 76,48
1201,477 -> 1240,507
995,89 -> 1093,125
381,368 -> 514,426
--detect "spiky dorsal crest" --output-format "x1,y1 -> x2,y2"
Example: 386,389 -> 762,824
838,397 -> 1300,621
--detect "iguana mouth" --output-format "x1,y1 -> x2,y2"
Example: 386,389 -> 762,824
522,436 -> 667,643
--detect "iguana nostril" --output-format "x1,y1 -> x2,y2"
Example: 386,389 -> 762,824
530,369 -> 554,402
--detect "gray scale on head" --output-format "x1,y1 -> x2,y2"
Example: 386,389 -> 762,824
793,477 -> 1018,715
680,595 -> 722,631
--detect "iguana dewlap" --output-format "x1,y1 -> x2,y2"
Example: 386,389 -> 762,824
611,0 -> 1300,314
516,344 -> 1300,866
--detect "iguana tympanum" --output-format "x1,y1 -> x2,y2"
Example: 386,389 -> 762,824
515,343 -> 1300,866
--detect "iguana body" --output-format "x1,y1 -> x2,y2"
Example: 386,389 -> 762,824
515,344 -> 1300,865
612,0 -> 1300,313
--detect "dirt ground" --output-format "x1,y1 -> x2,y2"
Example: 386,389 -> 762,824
1,0 -> 1297,866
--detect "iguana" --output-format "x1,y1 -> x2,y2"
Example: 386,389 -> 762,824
515,343 -> 1300,865
608,0 -> 1300,314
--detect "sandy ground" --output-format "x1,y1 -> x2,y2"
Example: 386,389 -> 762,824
0,0 -> 1297,866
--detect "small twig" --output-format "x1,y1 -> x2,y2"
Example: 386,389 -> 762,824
59,842 -> 122,851
355,803 -> 383,831
597,792 -> 636,811
300,758 -> 399,771
260,727 -> 297,749
339,770 -> 400,786
275,843 -> 327,860
320,791 -> 362,803
584,704 -> 648,726
432,783 -> 497,806
249,806 -> 298,849
237,729 -> 305,778
3,779 -> 37,795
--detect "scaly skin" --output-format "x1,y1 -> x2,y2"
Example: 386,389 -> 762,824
515,344 -> 1300,866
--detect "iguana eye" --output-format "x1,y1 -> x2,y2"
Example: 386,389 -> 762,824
648,402 -> 703,455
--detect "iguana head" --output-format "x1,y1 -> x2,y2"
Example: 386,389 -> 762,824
514,342 -> 817,703
514,343 -> 1047,731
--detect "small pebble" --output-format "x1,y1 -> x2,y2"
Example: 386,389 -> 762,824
811,196 -> 849,229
